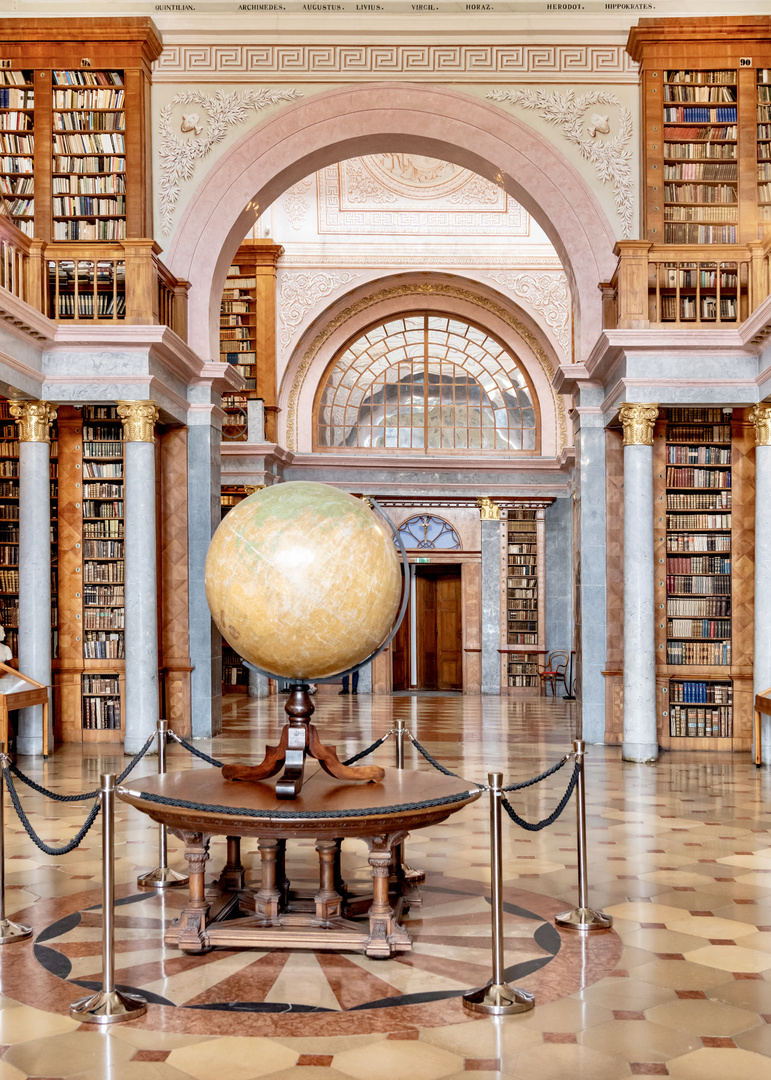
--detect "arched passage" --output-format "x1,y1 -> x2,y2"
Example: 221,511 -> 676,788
164,84 -> 619,365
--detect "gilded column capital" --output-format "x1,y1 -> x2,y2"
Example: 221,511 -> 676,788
619,403 -> 659,447
116,400 -> 159,443
9,401 -> 57,443
244,484 -> 266,497
749,404 -> 771,447
477,497 -> 500,520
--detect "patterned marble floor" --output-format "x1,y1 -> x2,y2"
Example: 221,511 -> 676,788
0,692 -> 770,1078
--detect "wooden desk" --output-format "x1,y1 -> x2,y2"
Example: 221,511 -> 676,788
119,765 -> 480,958
755,688 -> 771,767
0,662 -> 49,756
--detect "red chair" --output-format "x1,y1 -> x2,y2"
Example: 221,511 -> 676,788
539,651 -> 569,697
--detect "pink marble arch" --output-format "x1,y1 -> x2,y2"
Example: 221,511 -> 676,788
279,271 -> 564,456
164,84 -> 618,366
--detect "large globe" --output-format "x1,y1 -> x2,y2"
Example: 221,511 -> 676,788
205,481 -> 402,680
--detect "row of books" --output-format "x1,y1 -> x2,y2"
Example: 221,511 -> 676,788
0,544 -> 18,565
664,222 -> 738,243
0,133 -> 32,153
82,500 -> 123,518
664,184 -> 736,204
82,462 -> 122,478
0,111 -> 31,130
667,574 -> 730,594
507,599 -> 538,609
83,585 -> 124,604
667,556 -> 730,574
53,71 -> 123,87
221,301 -> 251,313
667,597 -> 730,616
0,88 -> 33,107
83,520 -> 123,538
664,84 -> 736,102
53,195 -> 126,215
0,569 -> 18,591
54,155 -> 124,173
1,197 -> 32,216
508,634 -> 538,645
83,441 -> 122,457
53,220 -> 127,241
52,130 -> 124,154
223,665 -> 248,685
0,156 -> 32,173
669,408 -> 727,423
667,618 -> 730,639
670,681 -> 732,703
508,555 -> 536,566
664,107 -> 736,122
666,446 -> 730,464
664,145 -> 736,160
666,467 -> 731,487
661,297 -> 737,320
52,175 -> 124,195
665,71 -> 736,85
53,88 -> 125,109
82,696 -> 121,730
82,481 -> 122,496
83,609 -> 124,630
507,567 -> 537,579
667,641 -> 731,664
758,183 -> 771,203
0,526 -> 18,540
53,113 -> 125,132
507,521 -> 537,531
83,540 -> 123,558
83,630 -> 124,658
0,463 -> 18,478
0,507 -> 17,520
84,563 -> 123,583
667,493 -> 731,510
82,675 -> 120,694
55,294 -> 126,317
664,205 -> 738,222
508,545 -> 536,554
664,162 -> 737,180
669,707 -> 732,738
663,125 -> 736,141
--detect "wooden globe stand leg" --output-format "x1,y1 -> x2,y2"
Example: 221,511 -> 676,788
222,685 -> 385,799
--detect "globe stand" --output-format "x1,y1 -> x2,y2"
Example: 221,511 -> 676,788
222,684 -> 385,799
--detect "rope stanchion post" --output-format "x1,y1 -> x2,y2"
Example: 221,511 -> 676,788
71,774 -> 147,1023
555,740 -> 612,932
0,742 -> 31,945
393,719 -> 425,888
137,720 -> 188,890
463,772 -> 534,1016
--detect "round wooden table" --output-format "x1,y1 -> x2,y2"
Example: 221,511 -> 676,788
119,765 -> 481,958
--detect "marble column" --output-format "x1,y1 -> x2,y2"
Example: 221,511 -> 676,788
479,499 -> 502,694
620,403 -> 660,763
10,401 -> 56,755
117,401 -> 160,754
750,404 -> 771,765
248,668 -> 269,698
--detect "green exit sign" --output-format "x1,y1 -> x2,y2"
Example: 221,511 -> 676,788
416,557 -> 430,563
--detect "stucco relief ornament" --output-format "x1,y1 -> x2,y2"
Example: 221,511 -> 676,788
486,271 -> 571,357
158,87 -> 303,235
486,88 -> 634,238
279,271 -> 361,352
282,177 -> 313,231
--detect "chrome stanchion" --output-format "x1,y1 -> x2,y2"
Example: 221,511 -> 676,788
555,740 -> 612,932
394,718 -> 424,886
0,742 -> 31,944
71,773 -> 147,1023
137,719 -> 188,889
463,772 -> 535,1016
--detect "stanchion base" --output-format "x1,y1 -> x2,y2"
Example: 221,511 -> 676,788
137,866 -> 190,890
555,906 -> 613,931
70,988 -> 147,1024
0,918 -> 32,944
463,980 -> 534,1016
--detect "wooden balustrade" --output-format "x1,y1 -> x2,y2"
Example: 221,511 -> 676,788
0,220 -> 189,340
612,236 -> 771,329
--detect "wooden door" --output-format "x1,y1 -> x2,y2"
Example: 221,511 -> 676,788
417,574 -> 438,689
392,584 -> 411,691
436,573 -> 462,691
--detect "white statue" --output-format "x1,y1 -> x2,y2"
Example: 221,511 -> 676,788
0,626 -> 11,664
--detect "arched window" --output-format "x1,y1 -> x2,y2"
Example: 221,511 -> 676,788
397,514 -> 461,550
315,314 -> 539,452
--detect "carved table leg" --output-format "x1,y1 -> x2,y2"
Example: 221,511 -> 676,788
365,834 -> 411,958
315,839 -> 343,922
276,838 -> 290,906
332,839 -> 347,901
255,838 -> 282,922
173,832 -> 212,952
216,836 -> 245,892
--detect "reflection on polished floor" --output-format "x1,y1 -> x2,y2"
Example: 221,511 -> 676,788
1,691 -> 771,1079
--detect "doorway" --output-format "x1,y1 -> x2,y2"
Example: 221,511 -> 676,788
393,564 -> 463,691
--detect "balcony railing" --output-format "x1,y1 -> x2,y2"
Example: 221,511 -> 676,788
609,236 -> 771,329
0,221 -> 189,340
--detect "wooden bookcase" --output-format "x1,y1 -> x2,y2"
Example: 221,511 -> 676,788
654,406 -> 754,751
654,259 -> 740,323
758,68 -> 771,224
502,509 -> 546,691
220,249 -> 258,442
628,17 -> 771,245
0,402 -> 19,659
0,69 -> 34,236
0,19 -> 160,243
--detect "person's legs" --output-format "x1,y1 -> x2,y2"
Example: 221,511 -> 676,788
351,670 -> 359,694
339,674 -> 349,695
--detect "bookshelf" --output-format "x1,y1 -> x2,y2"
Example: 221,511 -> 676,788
0,402 -> 19,660
654,260 -> 740,323
0,70 -> 34,237
220,252 -> 257,443
50,427 -> 58,661
654,406 -> 754,752
220,486 -> 249,690
503,510 -> 545,691
758,69 -> 771,225
628,18 -> 771,247
52,70 -> 126,242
